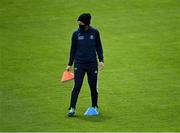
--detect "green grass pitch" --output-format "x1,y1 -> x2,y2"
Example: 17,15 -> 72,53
0,0 -> 180,131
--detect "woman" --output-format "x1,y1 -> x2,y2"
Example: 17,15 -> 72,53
66,13 -> 104,117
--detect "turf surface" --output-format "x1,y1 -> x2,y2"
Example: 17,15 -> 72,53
0,0 -> 180,131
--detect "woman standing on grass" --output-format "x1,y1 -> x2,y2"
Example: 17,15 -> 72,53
66,13 -> 104,117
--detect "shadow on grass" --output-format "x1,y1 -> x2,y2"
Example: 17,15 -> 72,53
73,113 -> 112,122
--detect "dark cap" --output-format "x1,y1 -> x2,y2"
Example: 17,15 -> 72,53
77,13 -> 91,25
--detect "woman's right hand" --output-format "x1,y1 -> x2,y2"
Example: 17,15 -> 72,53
66,65 -> 72,71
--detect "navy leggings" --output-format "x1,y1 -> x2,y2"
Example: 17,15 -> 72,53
69,62 -> 98,109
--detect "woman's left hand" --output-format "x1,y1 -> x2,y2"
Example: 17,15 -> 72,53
99,62 -> 104,71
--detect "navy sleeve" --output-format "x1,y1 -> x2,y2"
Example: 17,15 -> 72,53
96,30 -> 104,62
68,32 -> 77,66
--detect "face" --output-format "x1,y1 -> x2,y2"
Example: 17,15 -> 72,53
77,21 -> 87,31
77,21 -> 85,25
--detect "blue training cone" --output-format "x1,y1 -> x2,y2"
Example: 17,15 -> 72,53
84,107 -> 99,116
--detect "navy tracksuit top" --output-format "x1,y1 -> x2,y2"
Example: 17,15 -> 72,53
68,27 -> 104,66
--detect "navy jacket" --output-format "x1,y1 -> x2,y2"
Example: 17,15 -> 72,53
68,27 -> 104,66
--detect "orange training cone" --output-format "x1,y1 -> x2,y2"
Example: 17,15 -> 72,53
61,70 -> 74,83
